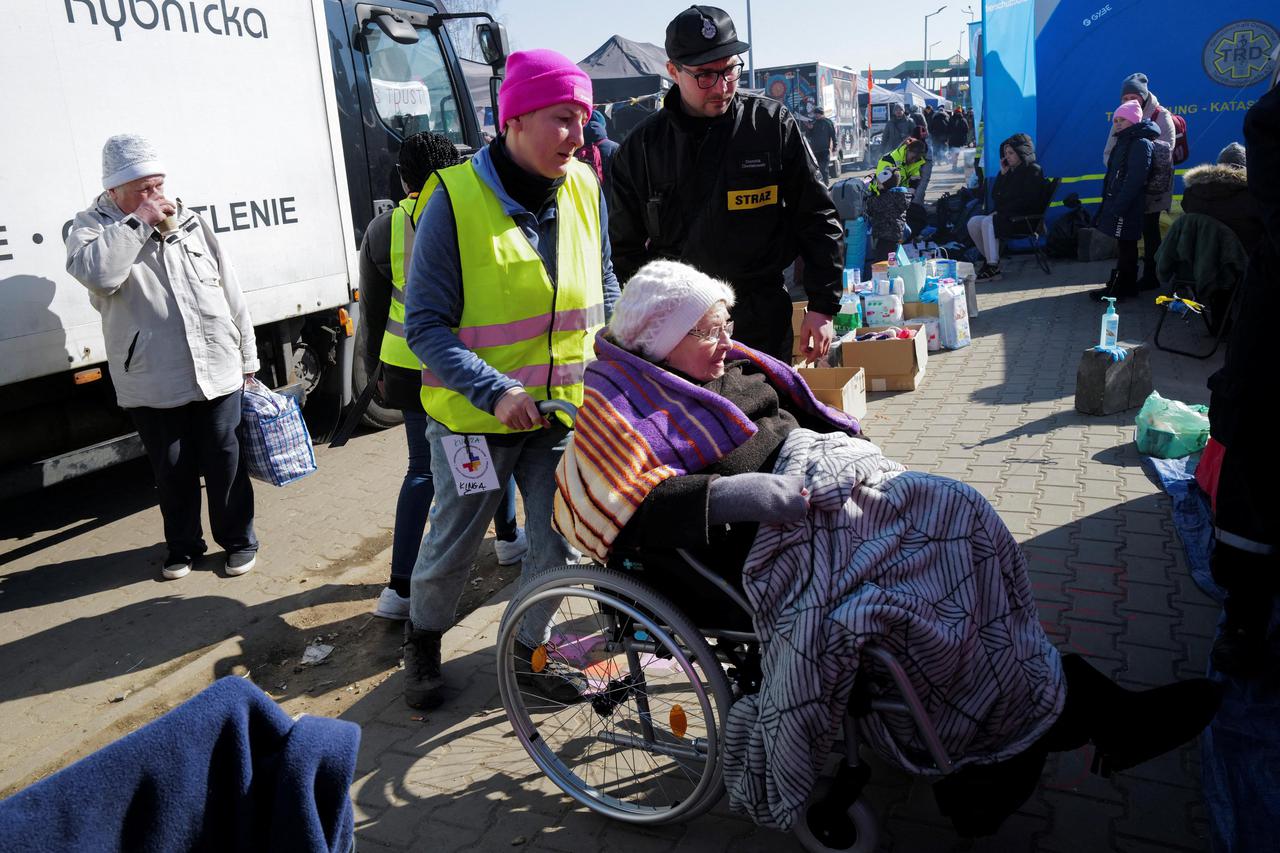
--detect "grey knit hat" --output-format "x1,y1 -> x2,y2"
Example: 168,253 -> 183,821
1217,142 -> 1246,169
1121,72 -> 1149,102
101,134 -> 165,190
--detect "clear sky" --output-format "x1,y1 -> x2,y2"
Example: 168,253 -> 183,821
494,0 -> 977,73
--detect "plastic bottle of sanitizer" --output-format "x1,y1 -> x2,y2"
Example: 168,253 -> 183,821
1099,297 -> 1119,348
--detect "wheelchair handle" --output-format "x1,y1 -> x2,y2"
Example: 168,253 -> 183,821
537,399 -> 578,425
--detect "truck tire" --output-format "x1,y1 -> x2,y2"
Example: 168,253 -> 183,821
352,316 -> 404,430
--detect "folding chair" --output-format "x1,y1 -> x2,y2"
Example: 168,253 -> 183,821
1153,215 -> 1247,360
1005,176 -> 1062,276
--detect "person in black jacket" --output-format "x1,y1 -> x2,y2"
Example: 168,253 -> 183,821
1201,66 -> 1280,677
609,4 -> 842,363
358,133 -> 526,620
966,133 -> 1045,281
1090,101 -> 1157,301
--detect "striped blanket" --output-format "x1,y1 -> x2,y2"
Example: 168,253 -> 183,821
723,429 -> 1065,830
553,332 -> 859,563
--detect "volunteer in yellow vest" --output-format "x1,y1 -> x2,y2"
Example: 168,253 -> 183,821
401,50 -> 620,710
358,133 -> 528,624
875,137 -> 933,205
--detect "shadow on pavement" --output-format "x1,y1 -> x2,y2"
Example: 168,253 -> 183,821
0,545 -> 165,613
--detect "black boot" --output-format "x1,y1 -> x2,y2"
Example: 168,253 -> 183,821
1088,269 -> 1124,302
513,639 -> 588,706
1051,654 -> 1223,777
1210,545 -> 1276,678
403,622 -> 445,709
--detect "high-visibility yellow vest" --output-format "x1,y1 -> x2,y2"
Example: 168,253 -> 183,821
419,158 -> 605,434
378,197 -> 421,370
873,143 -> 926,194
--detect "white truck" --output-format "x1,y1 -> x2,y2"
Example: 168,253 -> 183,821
0,0 -> 506,496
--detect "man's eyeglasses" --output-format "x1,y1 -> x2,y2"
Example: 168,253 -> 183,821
687,321 -> 734,342
677,62 -> 744,90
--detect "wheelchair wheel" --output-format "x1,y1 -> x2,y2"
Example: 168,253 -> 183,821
793,799 -> 878,853
496,566 -> 734,825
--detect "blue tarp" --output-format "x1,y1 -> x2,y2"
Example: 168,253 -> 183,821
980,1 -> 1279,220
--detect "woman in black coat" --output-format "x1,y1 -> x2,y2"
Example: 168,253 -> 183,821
1092,102 -> 1157,300
967,133 -> 1045,281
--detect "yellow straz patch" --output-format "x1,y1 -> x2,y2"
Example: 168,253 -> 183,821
727,185 -> 779,210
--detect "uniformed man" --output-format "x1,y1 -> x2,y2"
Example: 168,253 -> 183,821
875,137 -> 933,206
609,5 -> 842,363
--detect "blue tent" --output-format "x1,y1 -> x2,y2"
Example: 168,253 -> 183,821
981,1 -> 1278,218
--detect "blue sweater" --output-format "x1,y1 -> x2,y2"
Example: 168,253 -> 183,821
404,146 -> 620,417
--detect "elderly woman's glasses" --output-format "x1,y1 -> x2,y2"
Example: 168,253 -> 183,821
679,62 -> 744,89
687,321 -> 734,342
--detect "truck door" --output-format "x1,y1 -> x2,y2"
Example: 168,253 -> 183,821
345,2 -> 481,228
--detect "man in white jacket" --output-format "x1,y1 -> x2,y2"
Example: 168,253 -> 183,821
66,134 -> 260,580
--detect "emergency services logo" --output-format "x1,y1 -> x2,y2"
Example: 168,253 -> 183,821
1203,20 -> 1279,88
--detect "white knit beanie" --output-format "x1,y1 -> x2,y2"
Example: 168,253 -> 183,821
101,134 -> 165,190
609,260 -> 736,361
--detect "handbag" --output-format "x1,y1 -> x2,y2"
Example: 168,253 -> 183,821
240,378 -> 317,486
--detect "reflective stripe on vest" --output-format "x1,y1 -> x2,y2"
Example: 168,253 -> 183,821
420,159 -> 605,434
874,143 -> 925,191
378,197 -> 422,370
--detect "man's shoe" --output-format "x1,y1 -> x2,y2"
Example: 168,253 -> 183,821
513,640 -> 588,706
1211,627 -> 1270,678
495,527 -> 529,566
374,587 -> 411,620
976,264 -> 1002,282
162,557 -> 192,580
226,551 -> 257,576
403,623 -> 445,709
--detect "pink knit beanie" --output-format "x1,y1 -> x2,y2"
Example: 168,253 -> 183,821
1113,100 -> 1143,125
498,49 -> 593,129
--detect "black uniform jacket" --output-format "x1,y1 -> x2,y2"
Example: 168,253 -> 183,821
609,88 -> 843,316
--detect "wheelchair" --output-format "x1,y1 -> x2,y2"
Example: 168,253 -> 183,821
495,543 -> 958,853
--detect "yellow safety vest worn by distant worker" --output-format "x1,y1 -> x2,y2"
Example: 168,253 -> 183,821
378,196 -> 421,370
418,159 -> 605,434
875,142 -> 927,191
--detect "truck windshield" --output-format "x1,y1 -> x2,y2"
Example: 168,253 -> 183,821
364,23 -> 463,143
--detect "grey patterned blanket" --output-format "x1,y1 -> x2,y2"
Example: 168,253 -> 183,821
722,430 -> 1065,830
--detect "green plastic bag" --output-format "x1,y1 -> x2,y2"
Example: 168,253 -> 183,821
1134,391 -> 1210,459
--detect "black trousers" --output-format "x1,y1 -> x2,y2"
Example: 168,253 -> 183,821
129,390 -> 257,561
1140,211 -> 1163,287
730,282 -> 793,363
1114,239 -> 1140,296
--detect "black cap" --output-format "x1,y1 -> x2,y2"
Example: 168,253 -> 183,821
665,5 -> 749,67
814,106 -> 825,114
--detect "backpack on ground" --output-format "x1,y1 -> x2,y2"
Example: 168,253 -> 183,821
830,177 -> 872,221
1047,194 -> 1091,259
1170,113 -> 1189,165
1147,140 -> 1174,196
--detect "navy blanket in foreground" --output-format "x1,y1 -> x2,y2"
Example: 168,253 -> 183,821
0,677 -> 359,853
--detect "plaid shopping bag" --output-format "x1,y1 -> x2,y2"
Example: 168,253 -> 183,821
240,379 -> 317,486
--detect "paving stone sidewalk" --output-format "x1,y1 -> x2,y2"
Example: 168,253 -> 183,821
345,255 -> 1225,852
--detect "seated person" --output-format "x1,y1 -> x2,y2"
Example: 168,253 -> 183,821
553,259 -> 1222,835
865,166 -> 911,264
968,133 -> 1046,282
1181,142 -> 1263,254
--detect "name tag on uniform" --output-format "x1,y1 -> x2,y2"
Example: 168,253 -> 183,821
727,185 -> 779,211
441,434 -> 501,496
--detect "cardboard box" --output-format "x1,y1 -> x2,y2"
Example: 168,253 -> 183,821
796,366 -> 866,419
903,301 -> 939,320
791,301 -> 808,357
838,324 -> 927,392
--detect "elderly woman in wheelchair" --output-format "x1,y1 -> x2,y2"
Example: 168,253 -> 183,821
496,260 -> 1220,849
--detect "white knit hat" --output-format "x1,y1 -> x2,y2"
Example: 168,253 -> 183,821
101,134 -> 165,190
609,260 -> 736,361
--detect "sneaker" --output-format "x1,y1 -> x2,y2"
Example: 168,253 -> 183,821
976,264 -> 1002,282
494,527 -> 529,566
513,640 -> 588,706
162,557 -> 192,580
225,551 -> 257,576
403,623 -> 445,709
374,587 -> 411,620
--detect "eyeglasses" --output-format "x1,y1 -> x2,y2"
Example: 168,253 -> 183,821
687,321 -> 734,342
677,62 -> 743,90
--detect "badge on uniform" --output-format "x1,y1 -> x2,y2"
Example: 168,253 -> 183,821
441,434 -> 501,496
727,184 -> 779,211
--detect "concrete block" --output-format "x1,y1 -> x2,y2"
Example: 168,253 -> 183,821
1075,344 -> 1152,416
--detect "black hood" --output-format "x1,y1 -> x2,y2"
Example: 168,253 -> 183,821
999,132 -> 1036,166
